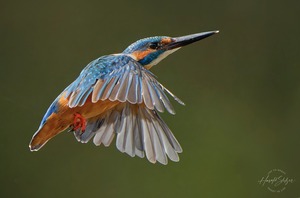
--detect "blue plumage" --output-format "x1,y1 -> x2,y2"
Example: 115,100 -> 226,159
139,50 -> 164,65
123,36 -> 167,54
64,54 -> 182,113
29,31 -> 218,164
40,99 -> 58,126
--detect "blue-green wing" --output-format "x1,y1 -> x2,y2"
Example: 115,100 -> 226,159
64,54 -> 184,114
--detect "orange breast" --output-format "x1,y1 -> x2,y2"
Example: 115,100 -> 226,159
57,93 -> 120,125
30,92 -> 120,150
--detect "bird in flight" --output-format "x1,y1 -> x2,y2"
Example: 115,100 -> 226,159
29,30 -> 219,164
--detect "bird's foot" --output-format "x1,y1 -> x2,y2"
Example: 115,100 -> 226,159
73,113 -> 86,132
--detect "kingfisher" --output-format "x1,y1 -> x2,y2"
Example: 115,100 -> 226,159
29,30 -> 219,165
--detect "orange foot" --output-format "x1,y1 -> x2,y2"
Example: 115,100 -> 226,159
73,113 -> 86,132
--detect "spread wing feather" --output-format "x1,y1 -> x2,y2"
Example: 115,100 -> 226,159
73,103 -> 182,164
64,54 -> 184,114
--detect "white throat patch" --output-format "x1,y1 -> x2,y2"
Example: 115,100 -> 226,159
144,48 -> 180,69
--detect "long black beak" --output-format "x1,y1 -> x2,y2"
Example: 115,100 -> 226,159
165,30 -> 219,50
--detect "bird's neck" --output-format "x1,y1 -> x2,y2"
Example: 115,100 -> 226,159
142,48 -> 180,69
119,48 -> 180,70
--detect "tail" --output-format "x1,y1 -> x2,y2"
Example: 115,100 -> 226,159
73,103 -> 182,165
29,100 -> 68,151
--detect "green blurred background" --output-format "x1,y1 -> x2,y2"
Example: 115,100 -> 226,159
1,0 -> 299,197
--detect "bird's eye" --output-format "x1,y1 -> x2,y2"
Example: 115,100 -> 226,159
149,43 -> 158,49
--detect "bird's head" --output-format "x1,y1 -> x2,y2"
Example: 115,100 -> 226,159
123,31 -> 219,69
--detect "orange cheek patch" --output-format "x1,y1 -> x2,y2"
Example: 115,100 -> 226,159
161,38 -> 172,44
132,50 -> 154,61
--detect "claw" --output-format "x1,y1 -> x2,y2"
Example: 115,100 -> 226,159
73,113 -> 86,132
